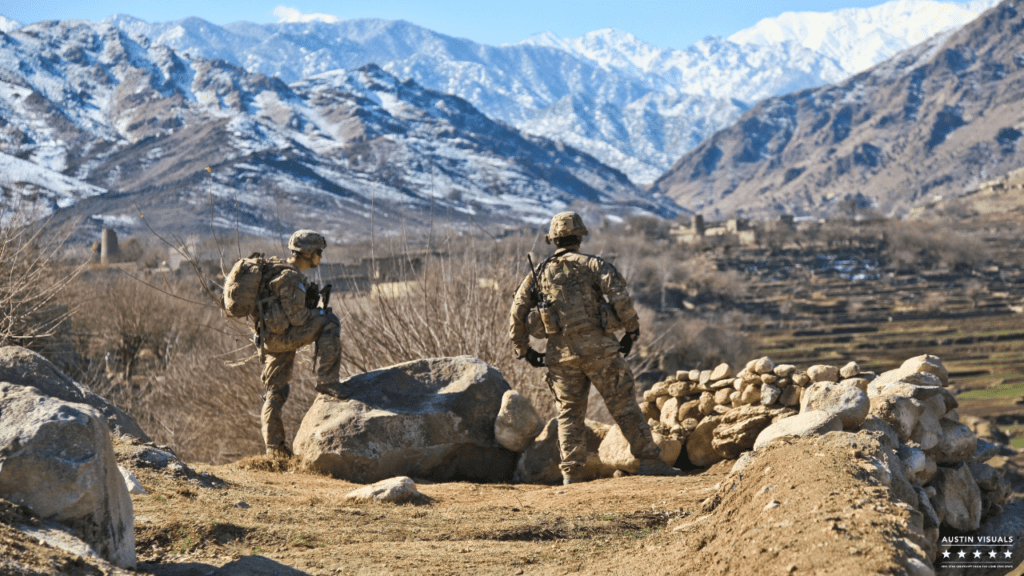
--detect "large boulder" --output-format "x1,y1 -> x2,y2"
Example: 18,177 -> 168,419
515,418 -> 614,484
0,382 -> 136,568
868,395 -> 921,442
494,390 -> 544,453
294,356 -> 518,483
867,382 -> 958,448
0,346 -> 149,441
800,382 -> 870,429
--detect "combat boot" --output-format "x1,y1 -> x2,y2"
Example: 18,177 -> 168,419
315,381 -> 353,400
267,443 -> 293,459
636,458 -> 684,477
562,475 -> 584,485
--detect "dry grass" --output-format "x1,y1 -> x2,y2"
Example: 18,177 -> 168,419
0,211 -> 84,367
9,218 -> 755,464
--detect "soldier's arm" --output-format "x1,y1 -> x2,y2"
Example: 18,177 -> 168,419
271,269 -> 314,326
508,274 -> 537,357
596,259 -> 640,333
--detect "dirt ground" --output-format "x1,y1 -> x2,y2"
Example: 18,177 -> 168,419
4,431 -> 1022,576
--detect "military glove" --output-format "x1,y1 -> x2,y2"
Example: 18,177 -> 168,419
523,348 -> 546,368
619,330 -> 640,357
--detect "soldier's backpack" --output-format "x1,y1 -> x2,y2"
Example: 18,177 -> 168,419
222,253 -> 267,318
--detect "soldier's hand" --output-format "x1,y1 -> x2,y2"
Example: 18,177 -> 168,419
523,348 -> 545,368
619,330 -> 639,356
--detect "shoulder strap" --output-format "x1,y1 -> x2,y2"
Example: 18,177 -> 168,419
532,253 -> 558,299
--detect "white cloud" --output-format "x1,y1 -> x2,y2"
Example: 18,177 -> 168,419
272,6 -> 340,24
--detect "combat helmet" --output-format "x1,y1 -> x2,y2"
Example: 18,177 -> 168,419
545,211 -> 588,244
288,230 -> 327,255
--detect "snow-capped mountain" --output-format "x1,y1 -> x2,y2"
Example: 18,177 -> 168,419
517,29 -> 848,103
103,15 -> 682,182
0,20 -> 674,240
99,0 -> 997,184
729,0 -> 1001,74
650,0 -> 1024,219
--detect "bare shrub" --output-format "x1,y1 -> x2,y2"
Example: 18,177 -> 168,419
641,310 -> 757,376
881,221 -> 989,272
334,240 -> 552,420
0,213 -> 83,364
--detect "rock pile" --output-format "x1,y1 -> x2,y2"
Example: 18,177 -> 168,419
642,353 -> 1013,566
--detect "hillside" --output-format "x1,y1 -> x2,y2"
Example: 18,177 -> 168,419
650,0 -> 1024,220
0,20 -> 675,241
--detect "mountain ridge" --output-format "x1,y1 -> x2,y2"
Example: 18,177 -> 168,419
96,0 -> 996,184
0,20 -> 674,242
649,0 -> 1024,220
729,0 -> 1000,74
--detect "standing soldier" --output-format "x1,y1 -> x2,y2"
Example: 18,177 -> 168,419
257,230 -> 350,458
509,211 -> 683,484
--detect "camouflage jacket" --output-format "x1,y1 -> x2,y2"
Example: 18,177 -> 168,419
508,248 -> 639,364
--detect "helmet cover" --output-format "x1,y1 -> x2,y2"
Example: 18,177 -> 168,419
288,230 -> 327,254
545,211 -> 588,243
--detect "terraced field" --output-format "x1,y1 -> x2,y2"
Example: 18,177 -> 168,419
713,238 -> 1024,443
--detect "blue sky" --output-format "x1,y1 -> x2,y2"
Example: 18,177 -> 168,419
1,0 -> 893,49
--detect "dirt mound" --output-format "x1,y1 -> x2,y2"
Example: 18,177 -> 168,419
663,434 -> 929,575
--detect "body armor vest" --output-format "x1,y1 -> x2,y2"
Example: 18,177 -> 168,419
537,255 -> 603,336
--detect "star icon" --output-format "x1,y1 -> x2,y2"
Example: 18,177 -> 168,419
1006,550 -> 1014,559
974,550 -> 983,558
958,550 -> 967,558
942,549 -> 951,559
990,550 -> 998,559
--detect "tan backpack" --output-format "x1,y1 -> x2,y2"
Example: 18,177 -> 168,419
222,253 -> 268,318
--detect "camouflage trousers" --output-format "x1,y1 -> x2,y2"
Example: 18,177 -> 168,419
260,311 -> 341,452
546,353 -> 659,477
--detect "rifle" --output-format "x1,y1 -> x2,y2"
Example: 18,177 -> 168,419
309,282 -> 333,375
305,282 -> 334,311
526,254 -> 558,335
321,284 -> 332,312
526,254 -> 548,310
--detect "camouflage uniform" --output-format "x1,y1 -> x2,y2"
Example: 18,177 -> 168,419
257,230 -> 342,455
509,214 -> 663,481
